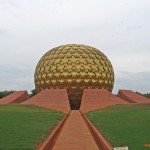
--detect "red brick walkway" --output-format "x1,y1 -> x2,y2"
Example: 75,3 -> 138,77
52,110 -> 99,150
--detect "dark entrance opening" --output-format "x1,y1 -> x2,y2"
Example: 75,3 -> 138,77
67,88 -> 83,110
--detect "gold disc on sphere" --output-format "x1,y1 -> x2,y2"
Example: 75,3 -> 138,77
34,44 -> 114,109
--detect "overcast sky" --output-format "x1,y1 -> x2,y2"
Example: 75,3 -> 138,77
0,0 -> 150,94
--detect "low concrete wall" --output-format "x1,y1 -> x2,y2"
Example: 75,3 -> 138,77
81,111 -> 113,150
39,112 -> 70,150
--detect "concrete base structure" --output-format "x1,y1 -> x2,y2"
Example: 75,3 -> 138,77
118,90 -> 150,103
0,91 -> 29,104
21,89 -> 71,113
80,89 -> 128,113
1,88 -> 150,149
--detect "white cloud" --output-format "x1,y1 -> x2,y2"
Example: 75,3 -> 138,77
113,71 -> 150,94
0,0 -> 150,93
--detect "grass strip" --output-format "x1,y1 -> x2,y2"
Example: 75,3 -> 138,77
0,104 -> 64,150
86,104 -> 150,150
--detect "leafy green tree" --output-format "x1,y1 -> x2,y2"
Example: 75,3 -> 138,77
29,89 -> 37,97
136,91 -> 150,99
143,93 -> 150,99
0,90 -> 14,98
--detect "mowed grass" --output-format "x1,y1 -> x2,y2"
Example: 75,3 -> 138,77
0,105 -> 64,150
86,104 -> 150,150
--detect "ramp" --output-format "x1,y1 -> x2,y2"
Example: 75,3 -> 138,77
0,91 -> 29,104
118,90 -> 150,103
22,89 -> 70,113
80,89 -> 128,113
52,110 -> 99,150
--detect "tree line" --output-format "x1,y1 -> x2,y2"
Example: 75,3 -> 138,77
0,89 -> 37,99
0,90 -> 14,98
0,89 -> 150,99
143,93 -> 150,98
136,91 -> 150,99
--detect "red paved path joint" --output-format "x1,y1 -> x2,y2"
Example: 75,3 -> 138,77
52,110 -> 99,150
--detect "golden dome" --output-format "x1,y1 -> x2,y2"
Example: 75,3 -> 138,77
34,44 -> 114,109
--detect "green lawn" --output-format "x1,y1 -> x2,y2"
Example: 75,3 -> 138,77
0,105 -> 64,150
86,104 -> 150,150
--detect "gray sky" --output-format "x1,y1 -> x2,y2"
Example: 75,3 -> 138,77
0,0 -> 150,94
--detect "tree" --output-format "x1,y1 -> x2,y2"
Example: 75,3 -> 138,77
0,90 -> 14,98
30,89 -> 37,97
136,91 -> 150,99
143,93 -> 150,99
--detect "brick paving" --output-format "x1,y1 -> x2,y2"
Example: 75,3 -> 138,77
52,110 -> 99,150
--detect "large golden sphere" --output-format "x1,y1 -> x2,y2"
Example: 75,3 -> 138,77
34,44 -> 114,109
